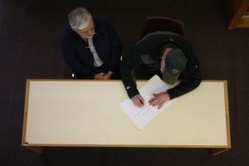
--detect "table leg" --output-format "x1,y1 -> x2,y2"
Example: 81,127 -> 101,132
210,148 -> 230,156
26,146 -> 43,153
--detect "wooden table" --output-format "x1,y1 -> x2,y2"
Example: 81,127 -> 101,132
22,80 -> 231,155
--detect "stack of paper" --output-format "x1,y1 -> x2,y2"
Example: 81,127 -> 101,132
120,75 -> 176,129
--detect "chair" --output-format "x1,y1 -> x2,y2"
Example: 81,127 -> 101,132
140,16 -> 184,38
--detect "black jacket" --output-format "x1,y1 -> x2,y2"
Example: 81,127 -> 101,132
61,17 -> 123,78
121,31 -> 202,99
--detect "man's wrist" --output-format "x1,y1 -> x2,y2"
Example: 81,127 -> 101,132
108,71 -> 114,75
166,91 -> 171,100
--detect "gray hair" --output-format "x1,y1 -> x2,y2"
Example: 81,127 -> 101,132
68,7 -> 92,29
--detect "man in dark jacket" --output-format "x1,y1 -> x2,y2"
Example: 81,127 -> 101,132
61,7 -> 122,79
121,31 -> 202,108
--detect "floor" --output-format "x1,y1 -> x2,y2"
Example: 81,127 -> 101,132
0,0 -> 249,165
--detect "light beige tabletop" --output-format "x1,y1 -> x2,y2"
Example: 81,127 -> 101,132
22,80 -> 230,149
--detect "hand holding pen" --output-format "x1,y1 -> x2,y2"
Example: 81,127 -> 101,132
131,94 -> 145,107
131,92 -> 170,109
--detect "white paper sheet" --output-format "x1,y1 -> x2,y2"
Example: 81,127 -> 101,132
120,75 -> 176,129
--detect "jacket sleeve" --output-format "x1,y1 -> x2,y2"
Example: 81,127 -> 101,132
167,39 -> 202,99
121,42 -> 147,98
121,34 -> 162,98
106,22 -> 123,72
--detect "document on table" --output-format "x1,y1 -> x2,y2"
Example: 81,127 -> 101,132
120,75 -> 176,129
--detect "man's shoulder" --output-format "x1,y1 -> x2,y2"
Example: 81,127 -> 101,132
137,31 -> 189,48
142,31 -> 183,41
93,17 -> 117,36
93,17 -> 110,26
61,25 -> 80,45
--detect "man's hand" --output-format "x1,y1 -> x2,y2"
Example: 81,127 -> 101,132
131,94 -> 145,107
104,71 -> 113,80
95,72 -> 106,79
149,92 -> 170,109
95,71 -> 113,80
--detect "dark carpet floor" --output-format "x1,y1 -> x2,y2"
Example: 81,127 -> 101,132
0,0 -> 249,165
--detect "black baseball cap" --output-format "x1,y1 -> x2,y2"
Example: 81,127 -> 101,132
163,48 -> 187,85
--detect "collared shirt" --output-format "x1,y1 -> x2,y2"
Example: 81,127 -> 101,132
85,37 -> 104,67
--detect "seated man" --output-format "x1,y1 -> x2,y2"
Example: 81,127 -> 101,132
61,7 -> 122,79
121,31 -> 202,108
